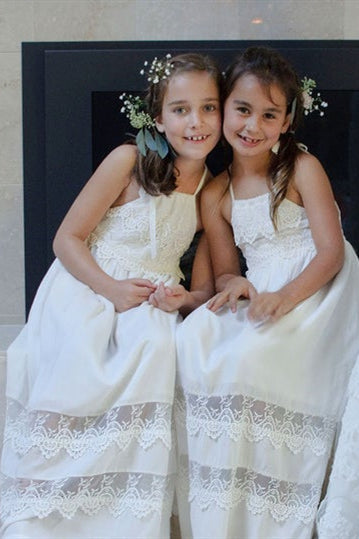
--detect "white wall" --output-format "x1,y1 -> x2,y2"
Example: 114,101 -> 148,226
1,0 -> 359,335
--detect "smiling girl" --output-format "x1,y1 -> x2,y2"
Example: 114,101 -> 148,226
175,47 -> 359,539
0,53 -> 221,539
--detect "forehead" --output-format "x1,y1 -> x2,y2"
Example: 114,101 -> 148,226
228,73 -> 287,108
163,71 -> 219,101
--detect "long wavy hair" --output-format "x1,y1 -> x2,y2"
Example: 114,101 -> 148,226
223,46 -> 304,227
133,53 -> 222,196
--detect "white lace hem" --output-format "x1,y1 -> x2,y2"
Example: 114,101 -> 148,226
176,390 -> 336,456
179,459 -> 320,524
0,471 -> 173,520
5,399 -> 172,459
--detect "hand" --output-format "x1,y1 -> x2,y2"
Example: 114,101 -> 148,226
110,278 -> 157,312
148,282 -> 188,312
207,276 -> 257,313
247,290 -> 295,324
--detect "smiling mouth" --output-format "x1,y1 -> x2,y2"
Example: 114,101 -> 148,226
185,135 -> 210,141
239,135 -> 262,144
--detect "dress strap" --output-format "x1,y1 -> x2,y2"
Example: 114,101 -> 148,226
149,196 -> 157,259
193,166 -> 208,195
229,181 -> 235,200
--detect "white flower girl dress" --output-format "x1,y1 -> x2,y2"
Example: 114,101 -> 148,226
175,184 -> 359,539
0,170 -> 206,539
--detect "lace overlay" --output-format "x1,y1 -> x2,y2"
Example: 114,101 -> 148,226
87,189 -> 198,279
5,399 -> 172,459
176,390 -> 336,456
178,459 -> 321,524
231,195 -> 316,268
231,195 -> 309,245
0,471 -> 173,521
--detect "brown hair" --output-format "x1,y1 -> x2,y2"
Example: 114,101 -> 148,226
133,53 -> 222,195
223,46 -> 304,227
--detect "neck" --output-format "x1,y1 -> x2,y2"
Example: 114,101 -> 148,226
231,151 -> 271,178
174,157 -> 206,191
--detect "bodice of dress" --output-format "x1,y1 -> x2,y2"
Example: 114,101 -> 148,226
87,173 -> 205,283
230,188 -> 317,275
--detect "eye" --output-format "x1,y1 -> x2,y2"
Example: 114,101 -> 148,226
203,103 -> 217,112
236,106 -> 250,115
173,106 -> 187,115
264,112 -> 276,120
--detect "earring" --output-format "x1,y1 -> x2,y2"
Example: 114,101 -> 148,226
271,141 -> 280,155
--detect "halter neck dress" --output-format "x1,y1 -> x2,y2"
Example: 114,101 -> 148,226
0,168 -> 206,539
175,182 -> 359,539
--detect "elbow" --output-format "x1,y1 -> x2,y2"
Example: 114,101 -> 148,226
52,229 -> 72,259
52,231 -> 61,258
326,239 -> 345,278
334,243 -> 345,275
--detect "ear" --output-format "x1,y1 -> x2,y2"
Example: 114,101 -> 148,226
155,116 -> 165,133
281,113 -> 291,134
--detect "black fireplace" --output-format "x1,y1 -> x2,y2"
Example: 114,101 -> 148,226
22,40 -> 359,315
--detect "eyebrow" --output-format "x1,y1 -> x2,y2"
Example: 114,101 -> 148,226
167,97 -> 220,106
233,99 -> 283,112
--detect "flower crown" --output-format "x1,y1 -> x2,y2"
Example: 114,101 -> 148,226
120,54 -> 175,158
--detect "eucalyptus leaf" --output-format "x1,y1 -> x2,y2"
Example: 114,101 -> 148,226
154,131 -> 169,158
144,129 -> 157,151
136,129 -> 147,156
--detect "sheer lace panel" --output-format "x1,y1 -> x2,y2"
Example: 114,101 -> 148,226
0,471 -> 173,520
178,459 -> 321,524
176,390 -> 336,456
5,399 -> 172,459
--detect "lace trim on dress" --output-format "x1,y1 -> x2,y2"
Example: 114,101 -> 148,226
178,459 -> 321,524
175,390 -> 336,456
89,235 -> 183,279
0,471 -> 173,520
231,195 -> 308,246
5,399 -> 172,459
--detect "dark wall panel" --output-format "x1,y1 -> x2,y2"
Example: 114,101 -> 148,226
23,41 -> 359,314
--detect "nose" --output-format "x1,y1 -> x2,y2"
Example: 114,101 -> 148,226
246,114 -> 260,132
188,109 -> 203,128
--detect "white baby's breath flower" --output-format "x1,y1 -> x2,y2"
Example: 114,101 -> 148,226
140,53 -> 174,84
301,76 -> 328,117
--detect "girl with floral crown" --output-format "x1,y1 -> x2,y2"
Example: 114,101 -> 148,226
174,46 -> 359,539
0,52 -> 222,538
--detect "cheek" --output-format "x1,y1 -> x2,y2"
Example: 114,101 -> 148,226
223,114 -> 237,138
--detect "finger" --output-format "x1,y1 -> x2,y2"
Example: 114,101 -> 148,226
248,284 -> 258,298
169,284 -> 183,295
207,294 -> 226,312
148,294 -> 157,307
228,294 -> 238,313
135,279 -> 157,289
137,287 -> 155,299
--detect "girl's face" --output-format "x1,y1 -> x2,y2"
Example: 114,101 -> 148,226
156,71 -> 221,162
223,73 -> 290,159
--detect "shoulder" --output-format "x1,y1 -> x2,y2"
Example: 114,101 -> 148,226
202,170 -> 230,203
104,143 -> 137,170
294,151 -> 328,182
293,150 -> 329,193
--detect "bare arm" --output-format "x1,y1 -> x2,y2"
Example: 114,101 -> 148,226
248,153 -> 344,323
53,145 -> 156,311
201,174 -> 257,312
